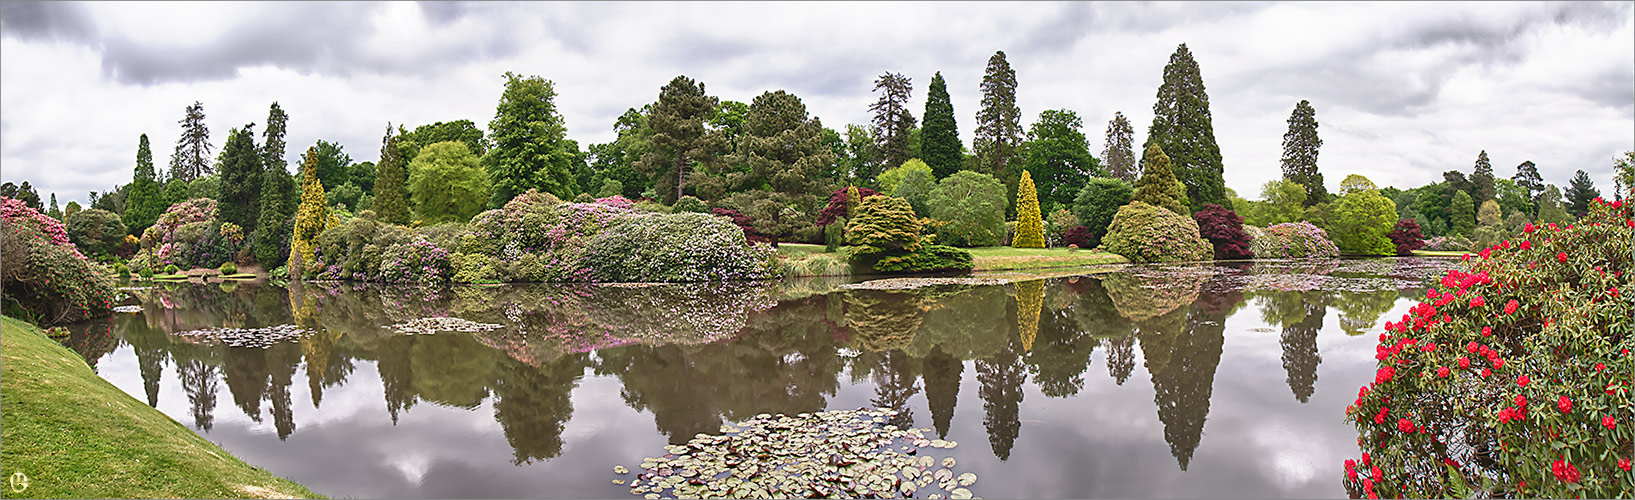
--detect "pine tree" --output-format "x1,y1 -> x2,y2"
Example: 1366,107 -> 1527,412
921,72 -> 961,180
47,194 -> 60,220
1144,44 -> 1227,213
1279,99 -> 1326,206
975,50 -> 1022,181
1449,190 -> 1474,236
124,134 -> 167,233
1012,170 -> 1044,248
870,72 -> 916,170
1131,144 -> 1187,215
217,124 -> 263,234
169,101 -> 213,182
1563,169 -> 1600,217
1103,111 -> 1137,183
638,75 -> 728,204
289,148 -> 330,277
1512,160 -> 1543,215
483,72 -> 579,206
1471,150 -> 1495,203
372,123 -> 411,224
252,158 -> 296,268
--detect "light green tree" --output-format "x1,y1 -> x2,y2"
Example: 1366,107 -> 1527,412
877,159 -> 933,195
409,142 -> 492,224
928,171 -> 1007,247
484,72 -> 579,205
1448,190 -> 1475,236
1330,175 -> 1396,255
1131,144 -> 1187,215
1476,199 -> 1502,227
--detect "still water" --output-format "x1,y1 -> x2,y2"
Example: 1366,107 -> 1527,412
61,258 -> 1457,499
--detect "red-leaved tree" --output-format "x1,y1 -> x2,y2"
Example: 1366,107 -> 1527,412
1193,203 -> 1252,259
1386,218 -> 1426,256
815,187 -> 879,227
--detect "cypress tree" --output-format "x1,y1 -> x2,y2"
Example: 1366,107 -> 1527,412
1279,99 -> 1326,206
169,101 -> 213,182
1144,43 -> 1227,213
1564,169 -> 1600,217
217,124 -> 263,233
1103,111 -> 1137,183
124,134 -> 166,233
1012,170 -> 1044,248
251,103 -> 296,267
975,50 -> 1022,181
921,72 -> 961,179
1471,150 -> 1495,203
372,123 -> 411,224
1131,144 -> 1187,215
47,194 -> 60,220
870,72 -> 916,170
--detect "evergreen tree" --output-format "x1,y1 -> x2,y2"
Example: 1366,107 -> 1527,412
1131,144 -> 1187,215
124,134 -> 167,233
47,194 -> 60,220
251,104 -> 296,267
483,72 -> 579,206
1,182 -> 41,209
638,75 -> 727,204
1448,190 -> 1474,236
1144,44 -> 1227,212
870,72 -> 916,169
1536,184 -> 1570,224
728,90 -> 834,201
372,124 -> 411,224
1019,109 -> 1100,210
261,102 -> 289,175
1279,99 -> 1326,206
289,147 -> 330,276
921,72 -> 961,179
1470,150 -> 1495,203
974,50 -> 1022,181
1012,170 -> 1044,248
169,101 -> 213,182
217,124 -> 264,234
1103,111 -> 1137,183
1563,169 -> 1600,217
1511,160 -> 1543,215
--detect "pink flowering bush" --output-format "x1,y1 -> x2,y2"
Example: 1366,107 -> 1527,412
581,212 -> 779,282
131,198 -> 231,271
1248,221 -> 1340,259
1,197 -> 114,324
1102,201 -> 1212,263
1343,198 -> 1632,498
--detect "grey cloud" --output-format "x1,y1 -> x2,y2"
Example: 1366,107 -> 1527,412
0,1 -> 98,43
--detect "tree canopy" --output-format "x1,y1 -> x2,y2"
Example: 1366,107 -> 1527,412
1145,44 -> 1227,213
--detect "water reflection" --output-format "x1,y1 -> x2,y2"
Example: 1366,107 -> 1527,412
64,258 -> 1458,498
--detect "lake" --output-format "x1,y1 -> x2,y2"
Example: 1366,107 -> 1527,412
59,257 -> 1457,499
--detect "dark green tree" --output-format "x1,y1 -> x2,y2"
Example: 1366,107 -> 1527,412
260,102 -> 290,176
729,90 -> 834,201
1103,111 -> 1137,183
169,101 -> 213,182
638,75 -> 727,204
921,72 -> 962,179
710,100 -> 750,155
47,194 -> 60,220
1132,144 -> 1187,215
1279,99 -> 1326,206
1470,150 -> 1495,203
124,134 -> 167,233
870,72 -> 916,170
1145,44 -> 1227,212
372,124 -> 411,225
217,124 -> 264,233
1512,160 -> 1543,214
1564,169 -> 1600,217
975,50 -> 1022,182
301,140 -> 351,193
1020,109 -> 1101,210
348,161 -> 376,194
1,182 -> 40,209
1449,190 -> 1475,236
1073,178 -> 1134,248
483,72 -> 579,205
397,120 -> 486,161
838,124 -> 881,185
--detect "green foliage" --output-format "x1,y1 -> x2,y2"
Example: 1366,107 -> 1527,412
484,72 -> 579,204
726,90 -> 834,209
124,134 -> 166,234
1101,201 -> 1211,263
64,209 -> 127,258
1103,111 -> 1138,183
398,120 -> 487,161
1494,178 -> 1532,221
1330,175 -> 1398,256
1477,199 -> 1502,227
870,72 -> 917,169
1,202 -> 116,325
1449,189 -> 1475,236
587,108 -> 655,199
1131,144 -> 1187,215
409,141 -> 492,224
1072,177 -> 1133,248
582,212 -> 779,282
187,175 -> 219,200
1345,199 -> 1633,499
217,261 -> 237,275
451,252 -> 500,283
326,182 -> 363,211
1565,169 -> 1600,217
975,50 -> 1022,182
878,159 -> 932,195
873,245 -> 973,273
1245,179 -> 1307,227
163,263 -> 179,274
1145,44 -> 1227,212
371,125 -> 412,225
720,190 -> 812,247
216,125 -> 264,235
928,171 -> 1007,247
1470,149 -> 1496,202
891,165 -> 936,218
298,139 -> 351,195
639,75 -> 728,204
1013,170 -> 1045,248
844,195 -> 923,256
252,149 -> 297,268
1045,208 -> 1078,246
1536,184 -> 1571,224
597,179 -> 624,198
168,101 -> 212,182
672,195 -> 707,213
921,72 -> 962,179
1020,109 -> 1100,210
290,148 -> 331,276
1280,99 -> 1327,206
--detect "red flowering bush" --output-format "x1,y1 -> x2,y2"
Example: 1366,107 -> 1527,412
0,197 -> 115,324
1387,219 -> 1427,256
1343,198 -> 1633,498
1192,203 -> 1253,259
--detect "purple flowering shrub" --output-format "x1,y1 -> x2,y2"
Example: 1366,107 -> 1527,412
1248,221 -> 1340,258
1102,201 -> 1213,263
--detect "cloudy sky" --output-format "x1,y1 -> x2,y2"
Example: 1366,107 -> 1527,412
3,1 -> 1631,206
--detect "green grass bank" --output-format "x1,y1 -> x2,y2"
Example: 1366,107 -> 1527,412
0,316 -> 321,499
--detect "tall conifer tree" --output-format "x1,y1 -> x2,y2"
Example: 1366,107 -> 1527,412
1103,112 -> 1137,183
1471,150 -> 1496,203
1512,160 -> 1543,214
372,123 -> 411,224
217,124 -> 264,233
169,101 -> 213,182
1279,99 -> 1326,206
870,72 -> 916,171
124,134 -> 166,233
921,72 -> 961,179
975,50 -> 1022,180
1564,169 -> 1600,217
638,75 -> 727,204
1144,44 -> 1227,212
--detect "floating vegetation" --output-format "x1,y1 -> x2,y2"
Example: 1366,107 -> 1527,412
112,305 -> 143,314
171,324 -> 310,349
844,277 -> 1011,290
615,408 -> 980,499
115,286 -> 153,291
390,316 -> 504,335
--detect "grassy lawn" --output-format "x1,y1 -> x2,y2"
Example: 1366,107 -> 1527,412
776,243 -> 828,256
777,244 -> 1127,274
0,316 -> 321,499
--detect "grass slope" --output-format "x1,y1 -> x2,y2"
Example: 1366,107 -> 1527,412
0,316 -> 321,499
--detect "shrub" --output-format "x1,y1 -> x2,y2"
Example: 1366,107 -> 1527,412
633,200 -> 673,214
877,159 -> 933,194
582,212 -> 779,282
218,261 -> 237,275
139,267 -> 154,279
1013,170 -> 1045,248
873,244 -> 973,273
1470,224 -> 1509,252
1248,222 -> 1340,259
672,195 -> 708,213
1063,225 -> 1093,248
844,195 -> 924,257
1386,218 -> 1426,256
1331,176 -> 1399,255
451,252 -> 500,283
164,263 -> 179,274
378,239 -> 452,285
1343,198 -> 1632,499
113,262 -> 129,277
1102,201 -> 1212,263
64,208 -> 127,259
1193,203 -> 1253,259
1073,178 -> 1133,249
573,192 -> 595,203
1423,235 -> 1473,252
928,171 -> 1006,247
1045,209 -> 1078,247
597,179 -> 624,198
596,195 -> 635,210
816,186 -> 878,227
0,198 -> 115,324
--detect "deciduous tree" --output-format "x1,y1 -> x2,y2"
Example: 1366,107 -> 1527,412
1020,109 -> 1100,211
1331,175 -> 1397,255
410,142 -> 492,224
484,72 -> 579,205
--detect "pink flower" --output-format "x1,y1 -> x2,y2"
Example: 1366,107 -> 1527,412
1503,300 -> 1518,315
1517,374 -> 1529,387
1557,396 -> 1572,413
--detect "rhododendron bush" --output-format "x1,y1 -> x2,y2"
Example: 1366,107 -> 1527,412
1343,198 -> 1632,499
1,197 -> 115,324
1248,221 -> 1339,259
130,198 -> 239,271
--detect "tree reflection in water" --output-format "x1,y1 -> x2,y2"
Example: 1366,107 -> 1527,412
1256,290 -> 1327,403
977,344 -> 1026,461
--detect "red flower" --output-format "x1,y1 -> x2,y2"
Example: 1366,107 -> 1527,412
1551,457 -> 1580,483
1519,240 -> 1531,250
1595,362 -> 1605,371
1503,300 -> 1518,315
1458,356 -> 1470,369
1376,366 -> 1395,384
1482,368 -> 1492,377
1397,418 -> 1416,433
1523,222 -> 1535,233
1421,342 -> 1436,352
1558,395 -> 1571,413
1604,416 -> 1616,430
1481,326 -> 1493,337
1517,374 -> 1529,387
1362,452 -> 1371,466
1515,394 -> 1527,406
1493,358 -> 1504,369
1466,341 -> 1479,353
1557,252 -> 1568,263
1469,295 -> 1485,308
1345,459 -> 1358,481
1620,458 -> 1631,471
1437,366 -> 1450,378
1374,406 -> 1389,425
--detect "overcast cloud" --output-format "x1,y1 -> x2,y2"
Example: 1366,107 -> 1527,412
3,1 -> 1631,206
